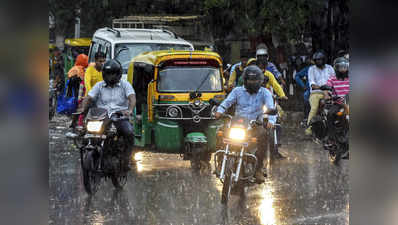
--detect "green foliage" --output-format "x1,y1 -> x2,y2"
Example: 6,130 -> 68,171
204,0 -> 320,43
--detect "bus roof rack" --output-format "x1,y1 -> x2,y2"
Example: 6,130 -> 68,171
106,27 -> 121,38
162,29 -> 178,39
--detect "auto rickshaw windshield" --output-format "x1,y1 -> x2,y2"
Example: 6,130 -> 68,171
158,66 -> 223,92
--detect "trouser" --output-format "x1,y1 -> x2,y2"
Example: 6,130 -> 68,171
113,119 -> 135,147
255,126 -> 269,172
304,99 -> 310,119
269,125 -> 282,154
307,92 -> 325,126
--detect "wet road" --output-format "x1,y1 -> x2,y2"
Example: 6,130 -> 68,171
49,115 -> 349,225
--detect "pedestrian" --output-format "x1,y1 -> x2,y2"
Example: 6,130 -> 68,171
227,50 -> 249,91
294,57 -> 314,124
84,52 -> 106,95
52,47 -> 65,93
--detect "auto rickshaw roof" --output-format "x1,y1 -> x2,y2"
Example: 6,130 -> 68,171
64,38 -> 92,47
129,50 -> 222,66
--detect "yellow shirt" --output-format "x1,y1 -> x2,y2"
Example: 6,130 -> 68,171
227,65 -> 244,87
84,65 -> 103,96
264,70 -> 286,97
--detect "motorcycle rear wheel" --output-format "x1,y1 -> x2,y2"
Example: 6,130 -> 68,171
111,173 -> 127,189
329,150 -> 341,165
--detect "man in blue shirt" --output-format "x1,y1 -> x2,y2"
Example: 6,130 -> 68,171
215,65 -> 275,182
294,59 -> 313,123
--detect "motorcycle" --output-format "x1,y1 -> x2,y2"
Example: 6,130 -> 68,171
310,86 -> 349,164
212,100 -> 277,205
70,108 -> 130,194
270,94 -> 285,161
49,79 -> 59,120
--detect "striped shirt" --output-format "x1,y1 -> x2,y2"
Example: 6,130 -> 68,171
326,75 -> 350,103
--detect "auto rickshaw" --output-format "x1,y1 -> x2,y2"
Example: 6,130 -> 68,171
127,50 -> 226,169
63,38 -> 91,76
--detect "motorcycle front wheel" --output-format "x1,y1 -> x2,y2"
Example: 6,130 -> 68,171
81,150 -> 100,195
221,158 -> 234,205
49,95 -> 56,120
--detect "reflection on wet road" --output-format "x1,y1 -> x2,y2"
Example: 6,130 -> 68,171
49,115 -> 349,225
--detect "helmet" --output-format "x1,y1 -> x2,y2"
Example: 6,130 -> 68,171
333,57 -> 349,79
242,65 -> 264,94
256,48 -> 268,57
312,51 -> 326,68
256,48 -> 269,69
102,59 -> 122,87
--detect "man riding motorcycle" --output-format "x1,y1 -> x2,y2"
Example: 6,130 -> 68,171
215,65 -> 276,182
256,46 -> 286,87
305,51 -> 335,136
239,58 -> 287,159
78,59 -> 136,168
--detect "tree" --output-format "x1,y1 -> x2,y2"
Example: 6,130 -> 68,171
203,0 -> 327,61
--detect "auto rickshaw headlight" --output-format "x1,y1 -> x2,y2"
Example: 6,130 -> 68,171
167,106 -> 179,118
86,121 -> 103,133
229,128 -> 246,141
194,99 -> 201,107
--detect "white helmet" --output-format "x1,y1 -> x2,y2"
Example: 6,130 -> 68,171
256,48 -> 268,57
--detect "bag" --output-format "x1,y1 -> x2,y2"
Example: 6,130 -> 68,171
57,79 -> 78,114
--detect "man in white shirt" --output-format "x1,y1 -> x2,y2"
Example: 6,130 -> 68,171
305,51 -> 335,135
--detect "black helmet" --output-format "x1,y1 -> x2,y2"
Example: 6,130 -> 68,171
313,51 -> 326,68
333,57 -> 349,79
242,65 -> 264,94
102,59 -> 122,86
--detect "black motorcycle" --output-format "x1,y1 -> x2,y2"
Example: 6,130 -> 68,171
71,108 -> 130,194
310,86 -> 349,164
49,79 -> 59,121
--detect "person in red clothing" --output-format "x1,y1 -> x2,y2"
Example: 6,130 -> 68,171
325,57 -> 350,103
67,54 -> 89,128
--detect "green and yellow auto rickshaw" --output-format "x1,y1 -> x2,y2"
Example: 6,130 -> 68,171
127,50 -> 226,169
63,38 -> 91,76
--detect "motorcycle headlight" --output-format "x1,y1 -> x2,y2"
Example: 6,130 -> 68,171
263,105 -> 267,113
86,121 -> 103,133
229,128 -> 246,141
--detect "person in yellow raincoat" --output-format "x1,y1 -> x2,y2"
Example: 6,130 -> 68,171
84,52 -> 105,95
238,58 -> 288,100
